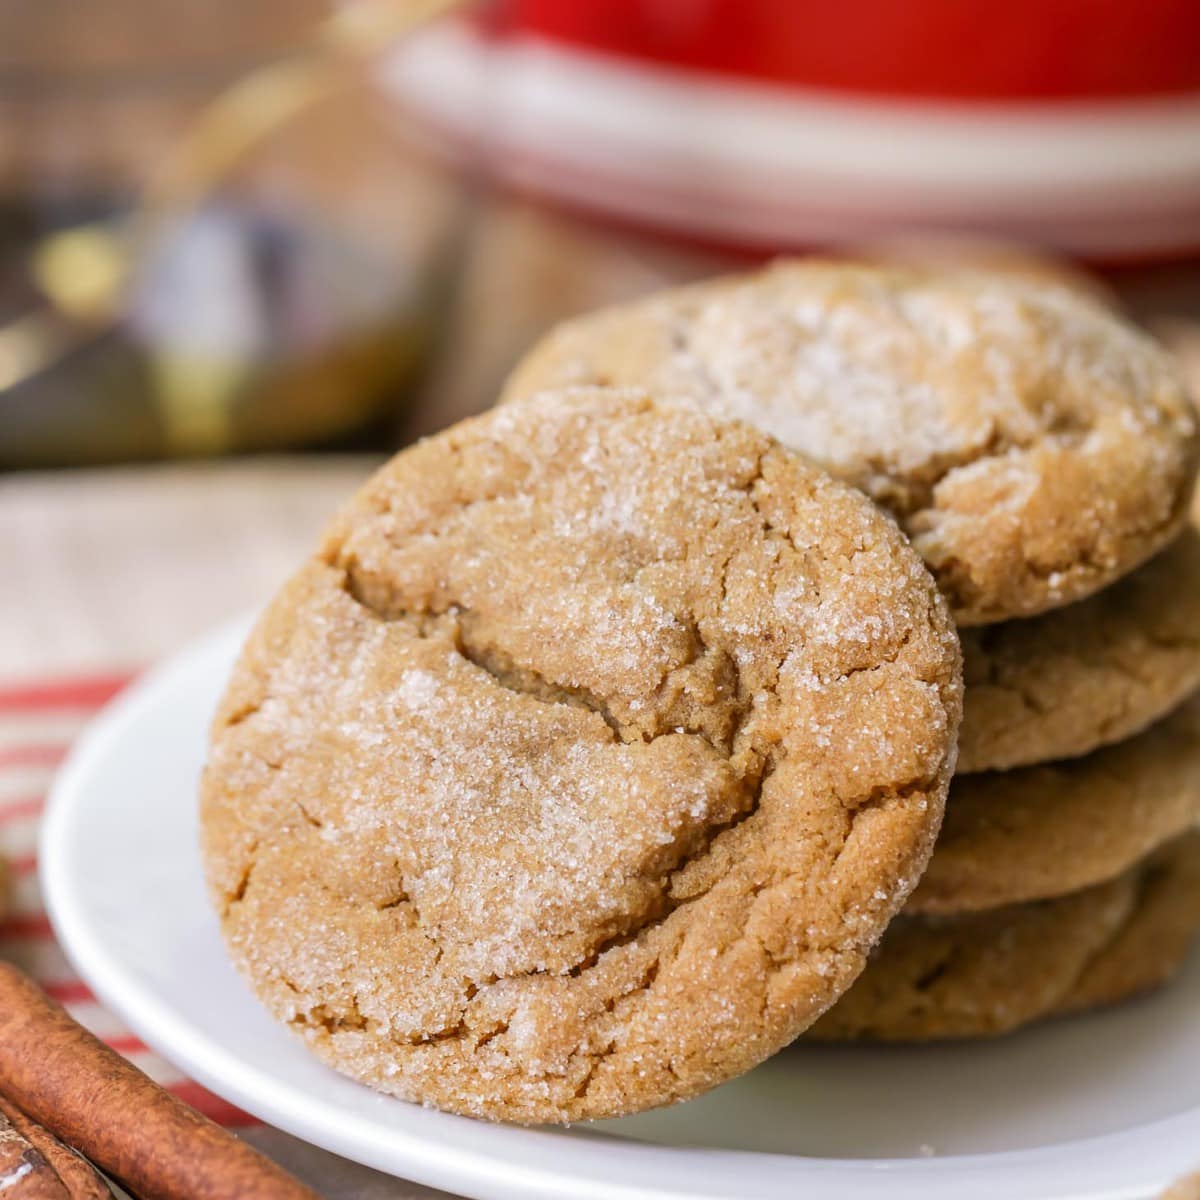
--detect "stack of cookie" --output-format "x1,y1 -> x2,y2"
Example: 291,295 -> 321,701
199,257 -> 1200,1129
501,259 -> 1200,1042
814,520 -> 1200,1039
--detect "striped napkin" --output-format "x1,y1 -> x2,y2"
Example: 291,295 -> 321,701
0,672 -> 253,1128
0,671 -> 457,1199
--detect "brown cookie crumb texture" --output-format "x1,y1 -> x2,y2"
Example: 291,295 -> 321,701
200,390 -> 961,1123
912,693 -> 1200,914
502,260 -> 1199,625
959,525 -> 1200,773
809,832 -> 1200,1042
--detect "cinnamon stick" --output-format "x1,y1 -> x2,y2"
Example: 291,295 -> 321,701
0,964 -> 320,1200
0,1108 -> 70,1199
0,1095 -> 112,1199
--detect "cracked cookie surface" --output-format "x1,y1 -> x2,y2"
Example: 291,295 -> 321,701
199,391 -> 961,1123
809,832 -> 1200,1041
502,260 -> 1199,625
913,694 -> 1200,914
959,525 -> 1200,772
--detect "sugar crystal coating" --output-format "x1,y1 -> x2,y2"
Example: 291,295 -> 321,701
503,261 -> 1199,624
200,390 -> 961,1122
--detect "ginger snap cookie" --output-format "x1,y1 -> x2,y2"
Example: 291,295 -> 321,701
808,867 -> 1136,1042
200,390 -> 961,1123
959,526 -> 1200,773
912,694 -> 1200,915
502,261 -> 1199,625
1058,831 -> 1200,1017
808,833 -> 1200,1043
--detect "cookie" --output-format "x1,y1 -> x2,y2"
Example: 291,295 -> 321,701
1058,831 -> 1200,1016
809,833 -> 1200,1042
200,390 -> 961,1123
959,526 -> 1200,773
912,692 -> 1200,914
808,868 -> 1136,1042
503,260 -> 1199,625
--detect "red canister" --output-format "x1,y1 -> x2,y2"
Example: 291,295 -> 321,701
387,0 -> 1200,258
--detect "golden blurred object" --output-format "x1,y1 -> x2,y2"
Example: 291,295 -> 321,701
5,0 -> 461,375
31,226 -> 129,323
0,0 -> 465,464
133,0 -> 467,225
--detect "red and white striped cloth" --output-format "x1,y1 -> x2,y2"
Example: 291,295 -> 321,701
0,673 -> 253,1129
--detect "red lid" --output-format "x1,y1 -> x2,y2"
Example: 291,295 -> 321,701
488,0 -> 1200,101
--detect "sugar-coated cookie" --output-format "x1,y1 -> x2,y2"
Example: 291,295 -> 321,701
504,261 -> 1198,625
200,391 -> 961,1123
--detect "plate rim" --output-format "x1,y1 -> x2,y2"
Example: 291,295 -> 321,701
39,617 -> 1200,1200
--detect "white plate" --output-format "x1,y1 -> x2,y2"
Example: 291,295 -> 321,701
42,618 -> 1200,1200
